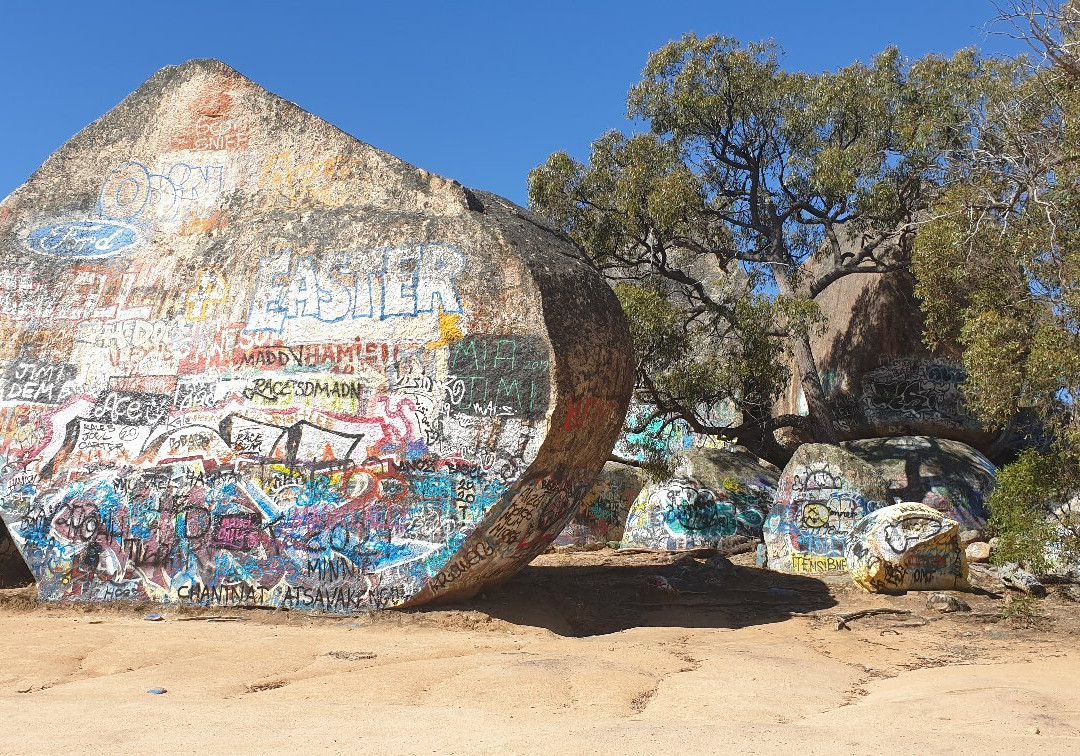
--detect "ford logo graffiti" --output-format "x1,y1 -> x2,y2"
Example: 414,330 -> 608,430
26,220 -> 139,259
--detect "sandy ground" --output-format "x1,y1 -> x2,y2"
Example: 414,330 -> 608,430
1,548 -> 1079,755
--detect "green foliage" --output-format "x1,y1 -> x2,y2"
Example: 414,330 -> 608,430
912,4 -> 1080,574
529,33 -> 997,464
999,592 -> 1044,624
989,443 -> 1080,572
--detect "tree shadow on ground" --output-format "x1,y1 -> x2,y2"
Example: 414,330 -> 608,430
444,551 -> 838,637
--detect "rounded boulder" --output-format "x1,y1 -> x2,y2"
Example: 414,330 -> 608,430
0,60 -> 633,610
621,448 -> 777,551
763,443 -> 891,575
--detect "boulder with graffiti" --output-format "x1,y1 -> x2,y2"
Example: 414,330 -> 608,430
614,402 -> 736,463
0,60 -> 633,612
844,436 -> 994,532
620,449 -> 777,551
763,444 -> 891,575
772,244 -> 1036,460
554,462 -> 646,547
845,502 -> 969,593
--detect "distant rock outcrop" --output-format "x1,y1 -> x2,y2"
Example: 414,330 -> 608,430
0,60 -> 633,611
776,249 -> 1031,461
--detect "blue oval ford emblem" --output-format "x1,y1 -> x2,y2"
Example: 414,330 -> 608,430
26,220 -> 139,259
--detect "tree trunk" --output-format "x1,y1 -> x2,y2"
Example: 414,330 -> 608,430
774,270 -> 840,446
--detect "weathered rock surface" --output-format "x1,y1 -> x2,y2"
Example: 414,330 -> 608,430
966,541 -> 992,563
844,436 -> 995,531
774,247 -> 1033,460
776,264 -> 979,436
554,462 -> 645,547
763,444 -> 890,574
620,449 -> 777,551
845,502 -> 969,593
960,529 -> 983,546
926,591 -> 971,613
996,563 -> 1048,597
0,60 -> 633,611
614,402 -> 736,462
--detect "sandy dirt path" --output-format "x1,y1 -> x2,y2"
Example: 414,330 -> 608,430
1,549 -> 1078,755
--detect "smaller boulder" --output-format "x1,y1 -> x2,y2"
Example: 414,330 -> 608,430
764,443 -> 891,574
621,449 -> 776,551
845,502 -> 969,593
966,541 -> 992,563
997,562 -> 1047,597
844,437 -> 995,532
554,462 -> 646,547
926,592 -> 971,613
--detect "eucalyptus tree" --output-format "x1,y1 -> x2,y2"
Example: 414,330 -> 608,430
913,1 -> 1080,568
530,34 -> 989,465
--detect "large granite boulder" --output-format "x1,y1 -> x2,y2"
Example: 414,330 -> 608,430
774,245 -> 1032,460
620,448 -> 777,551
845,502 -> 969,592
763,443 -> 891,574
554,462 -> 645,547
844,436 -> 995,532
0,60 -> 633,610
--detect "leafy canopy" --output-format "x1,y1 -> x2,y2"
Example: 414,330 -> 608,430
530,33 -> 995,464
912,1 -> 1080,570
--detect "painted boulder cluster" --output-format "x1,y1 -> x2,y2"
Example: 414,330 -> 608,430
0,60 -> 633,611
621,449 -> 777,551
845,502 -> 969,592
764,437 -> 991,590
763,444 -> 890,575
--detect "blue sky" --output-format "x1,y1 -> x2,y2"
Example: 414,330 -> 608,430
1,1 -> 1023,207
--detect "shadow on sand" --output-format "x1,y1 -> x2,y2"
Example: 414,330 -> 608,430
442,552 -> 839,637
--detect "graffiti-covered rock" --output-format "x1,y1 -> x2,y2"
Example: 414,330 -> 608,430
554,462 -> 645,547
614,402 -> 737,462
845,502 -> 969,593
0,60 -> 633,611
620,449 -> 777,551
773,241 -> 1034,460
843,436 -> 994,531
763,443 -> 890,575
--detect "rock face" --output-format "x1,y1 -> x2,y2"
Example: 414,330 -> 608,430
775,259 -> 1031,459
554,462 -> 645,547
0,60 -> 633,610
615,402 -> 736,462
966,541 -> 992,563
621,449 -> 777,551
843,436 -> 995,531
763,444 -> 890,575
845,502 -> 968,593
